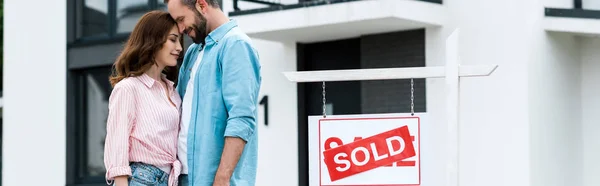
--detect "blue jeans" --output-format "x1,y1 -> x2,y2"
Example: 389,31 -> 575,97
123,162 -> 169,186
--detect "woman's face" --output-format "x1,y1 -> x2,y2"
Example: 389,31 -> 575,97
156,25 -> 182,68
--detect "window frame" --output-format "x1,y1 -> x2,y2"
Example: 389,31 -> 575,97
545,0 -> 600,19
69,0 -> 162,47
67,67 -> 115,186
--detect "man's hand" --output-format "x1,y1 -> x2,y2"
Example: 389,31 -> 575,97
212,177 -> 230,186
212,137 -> 246,186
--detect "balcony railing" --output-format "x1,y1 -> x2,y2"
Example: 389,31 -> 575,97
233,0 -> 284,11
230,0 -> 443,16
546,0 -> 600,19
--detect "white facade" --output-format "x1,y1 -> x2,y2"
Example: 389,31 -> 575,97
4,0 -> 67,186
3,0 -> 600,186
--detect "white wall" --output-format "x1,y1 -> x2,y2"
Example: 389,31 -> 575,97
442,0 -> 535,185
583,0 -> 600,10
427,0 -> 542,185
3,0 -> 67,186
544,0 -> 574,8
581,37 -> 600,186
251,39 -> 299,186
530,30 -> 582,186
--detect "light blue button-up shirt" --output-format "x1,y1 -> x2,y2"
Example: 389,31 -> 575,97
176,19 -> 261,186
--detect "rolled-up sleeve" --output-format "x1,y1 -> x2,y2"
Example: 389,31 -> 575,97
221,39 -> 261,142
103,83 -> 136,182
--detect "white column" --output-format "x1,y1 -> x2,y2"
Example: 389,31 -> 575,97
3,0 -> 67,186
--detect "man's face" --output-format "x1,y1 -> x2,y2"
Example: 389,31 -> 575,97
167,0 -> 208,44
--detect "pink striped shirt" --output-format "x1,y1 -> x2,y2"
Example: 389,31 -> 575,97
104,73 -> 182,186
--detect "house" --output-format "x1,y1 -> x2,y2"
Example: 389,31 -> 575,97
3,0 -> 599,186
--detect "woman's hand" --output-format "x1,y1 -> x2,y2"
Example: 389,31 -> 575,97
114,176 -> 128,186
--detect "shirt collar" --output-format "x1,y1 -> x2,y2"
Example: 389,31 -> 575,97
206,19 -> 238,45
138,73 -> 174,88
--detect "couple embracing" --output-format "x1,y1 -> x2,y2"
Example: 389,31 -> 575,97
103,0 -> 261,186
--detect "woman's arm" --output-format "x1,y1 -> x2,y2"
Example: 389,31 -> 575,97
104,83 -> 137,185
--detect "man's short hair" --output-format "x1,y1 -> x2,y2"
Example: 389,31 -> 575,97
164,0 -> 220,8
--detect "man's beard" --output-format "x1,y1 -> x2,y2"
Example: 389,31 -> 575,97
190,9 -> 208,45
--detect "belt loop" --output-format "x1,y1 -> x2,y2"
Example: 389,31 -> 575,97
162,170 -> 169,183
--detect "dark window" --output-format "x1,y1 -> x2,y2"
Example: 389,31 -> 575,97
72,0 -> 168,45
116,0 -> 151,34
70,66 -> 113,185
157,0 -> 222,11
79,0 -> 109,38
83,67 -> 112,178
157,0 -> 167,11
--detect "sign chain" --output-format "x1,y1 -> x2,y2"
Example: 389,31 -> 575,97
411,78 -> 414,116
321,80 -> 414,117
323,81 -> 327,118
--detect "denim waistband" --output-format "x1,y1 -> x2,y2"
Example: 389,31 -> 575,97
130,162 -> 169,183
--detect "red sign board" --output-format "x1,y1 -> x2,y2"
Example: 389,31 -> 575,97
322,126 -> 416,181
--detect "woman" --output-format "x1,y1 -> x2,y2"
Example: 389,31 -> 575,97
104,10 -> 183,186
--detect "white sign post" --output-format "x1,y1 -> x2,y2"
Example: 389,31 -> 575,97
283,29 -> 497,186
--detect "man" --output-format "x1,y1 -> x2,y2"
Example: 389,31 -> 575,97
164,0 -> 261,186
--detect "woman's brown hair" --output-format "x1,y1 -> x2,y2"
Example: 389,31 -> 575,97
109,10 -> 183,87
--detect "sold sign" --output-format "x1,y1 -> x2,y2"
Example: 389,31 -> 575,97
311,114 -> 421,186
322,126 -> 416,181
324,135 -> 416,167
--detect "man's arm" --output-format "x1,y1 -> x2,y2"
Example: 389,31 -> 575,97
214,39 -> 261,185
214,137 -> 246,184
